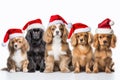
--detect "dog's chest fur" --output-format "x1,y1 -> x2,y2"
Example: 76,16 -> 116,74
48,37 -> 66,61
12,50 -> 24,68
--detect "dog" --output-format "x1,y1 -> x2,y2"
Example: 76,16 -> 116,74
71,32 -> 93,73
93,34 -> 116,73
7,36 -> 29,72
43,23 -> 71,73
26,28 -> 46,72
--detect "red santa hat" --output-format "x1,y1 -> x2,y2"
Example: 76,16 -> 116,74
2,28 -> 23,47
68,23 -> 91,39
48,14 -> 72,28
96,18 -> 114,34
23,19 -> 44,31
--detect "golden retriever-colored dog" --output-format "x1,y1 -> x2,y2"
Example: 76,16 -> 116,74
71,32 -> 93,73
7,37 -> 29,72
93,34 -> 116,73
43,24 -> 71,73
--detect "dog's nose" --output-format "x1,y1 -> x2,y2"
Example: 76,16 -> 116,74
103,40 -> 107,44
80,39 -> 83,42
56,31 -> 59,34
14,44 -> 17,48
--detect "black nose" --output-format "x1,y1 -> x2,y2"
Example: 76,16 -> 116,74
14,45 -> 17,47
80,39 -> 83,42
56,31 -> 59,34
103,40 -> 107,44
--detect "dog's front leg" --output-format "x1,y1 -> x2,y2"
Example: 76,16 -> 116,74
22,59 -> 29,72
44,55 -> 54,73
7,57 -> 16,72
59,55 -> 70,73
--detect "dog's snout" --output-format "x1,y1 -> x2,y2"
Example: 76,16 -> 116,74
80,39 -> 83,42
14,44 -> 17,47
103,40 -> 107,44
56,31 -> 59,34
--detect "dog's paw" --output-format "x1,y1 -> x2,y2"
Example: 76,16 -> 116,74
44,69 -> 53,73
86,68 -> 92,73
10,69 -> 16,73
23,68 -> 28,72
74,68 -> 80,73
61,68 -> 70,73
93,69 -> 99,73
105,68 -> 111,73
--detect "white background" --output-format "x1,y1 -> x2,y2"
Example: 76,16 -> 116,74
0,0 -> 120,80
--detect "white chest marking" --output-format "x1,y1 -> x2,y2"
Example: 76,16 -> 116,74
12,50 -> 24,68
48,37 -> 66,61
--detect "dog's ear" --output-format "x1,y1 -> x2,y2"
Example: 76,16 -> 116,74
110,34 -> 116,48
88,32 -> 93,45
43,26 -> 53,43
93,34 -> 99,48
62,25 -> 68,43
21,38 -> 29,53
8,40 -> 14,53
25,30 -> 32,43
71,34 -> 77,47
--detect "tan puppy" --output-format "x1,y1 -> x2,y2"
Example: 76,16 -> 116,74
93,18 -> 116,73
68,23 -> 93,73
93,34 -> 116,73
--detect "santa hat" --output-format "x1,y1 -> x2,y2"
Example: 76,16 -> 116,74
96,18 -> 114,34
23,19 -> 44,31
48,14 -> 72,28
68,23 -> 91,39
2,28 -> 23,47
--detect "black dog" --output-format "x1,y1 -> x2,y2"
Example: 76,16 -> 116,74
26,28 -> 45,72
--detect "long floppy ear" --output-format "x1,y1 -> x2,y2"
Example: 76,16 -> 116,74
71,34 -> 77,47
21,38 -> 29,53
43,27 -> 53,43
62,26 -> 68,43
93,34 -> 99,48
8,40 -> 14,53
25,30 -> 32,44
110,34 -> 116,48
88,32 -> 93,45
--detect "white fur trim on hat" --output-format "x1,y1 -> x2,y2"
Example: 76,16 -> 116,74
9,33 -> 24,39
48,20 -> 64,26
74,27 -> 91,33
96,28 -> 113,34
27,23 -> 44,31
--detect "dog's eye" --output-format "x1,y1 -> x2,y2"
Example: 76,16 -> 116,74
19,41 -> 22,43
99,36 -> 102,39
107,36 -> 111,38
84,34 -> 87,37
77,35 -> 79,38
60,28 -> 63,31
52,28 -> 55,31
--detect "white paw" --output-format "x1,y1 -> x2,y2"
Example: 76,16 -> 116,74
23,68 -> 28,72
10,69 -> 16,72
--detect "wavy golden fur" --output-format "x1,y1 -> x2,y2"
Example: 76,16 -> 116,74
93,34 -> 116,73
71,32 -> 93,73
7,37 -> 29,72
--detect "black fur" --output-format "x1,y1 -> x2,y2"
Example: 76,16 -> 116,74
26,28 -> 45,72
